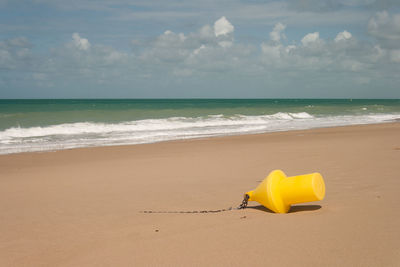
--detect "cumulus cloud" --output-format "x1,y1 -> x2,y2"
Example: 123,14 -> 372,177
368,11 -> 400,49
270,23 -> 286,42
141,16 -> 237,66
0,37 -> 31,48
42,32 -> 130,87
260,23 -> 294,63
137,17 -> 254,76
301,32 -> 320,46
0,37 -> 32,69
261,44 -> 283,61
2,15 -> 400,98
214,16 -> 234,37
217,41 -> 232,48
72,33 -> 91,50
335,30 -> 352,42
213,17 -> 235,48
368,11 -> 400,63
139,30 -> 192,64
198,25 -> 214,40
259,23 -> 392,80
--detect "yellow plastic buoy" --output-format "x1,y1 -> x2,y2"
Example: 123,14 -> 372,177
245,170 -> 325,213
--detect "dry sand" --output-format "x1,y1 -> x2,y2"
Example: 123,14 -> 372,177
1,123 -> 399,266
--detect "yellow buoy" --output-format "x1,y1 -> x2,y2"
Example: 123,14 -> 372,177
245,170 -> 325,213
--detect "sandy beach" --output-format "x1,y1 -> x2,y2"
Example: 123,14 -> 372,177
1,122 -> 399,266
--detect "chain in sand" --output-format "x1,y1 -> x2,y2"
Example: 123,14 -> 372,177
140,194 -> 249,214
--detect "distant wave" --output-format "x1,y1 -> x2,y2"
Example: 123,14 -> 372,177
0,112 -> 398,154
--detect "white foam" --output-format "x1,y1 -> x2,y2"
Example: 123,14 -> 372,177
0,112 -> 398,154
289,112 -> 314,119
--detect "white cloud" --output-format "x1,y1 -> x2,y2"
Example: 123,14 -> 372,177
2,16 -> 400,98
0,49 -> 12,66
261,43 -> 282,60
3,37 -> 31,48
214,16 -> 234,37
368,10 -> 389,31
72,33 -> 91,50
139,30 -> 194,63
335,30 -> 352,42
137,20 -> 250,75
198,25 -> 214,39
390,49 -> 400,62
213,17 -> 235,48
218,41 -> 233,48
259,22 -> 394,77
192,44 -> 206,56
270,23 -> 286,42
158,30 -> 186,46
66,17 -> 396,83
368,11 -> 400,48
367,11 -> 400,66
104,50 -> 126,63
0,37 -> 32,69
301,32 -> 320,46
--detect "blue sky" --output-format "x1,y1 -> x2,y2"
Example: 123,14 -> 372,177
1,0 -> 400,98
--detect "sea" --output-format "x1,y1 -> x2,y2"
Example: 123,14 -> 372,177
0,99 -> 399,154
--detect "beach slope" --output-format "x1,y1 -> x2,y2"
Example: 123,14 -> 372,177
1,123 -> 399,266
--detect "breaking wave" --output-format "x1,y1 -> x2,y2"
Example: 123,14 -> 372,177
0,112 -> 398,154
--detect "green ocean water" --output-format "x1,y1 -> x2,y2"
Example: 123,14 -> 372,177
1,99 -> 399,130
0,99 -> 399,154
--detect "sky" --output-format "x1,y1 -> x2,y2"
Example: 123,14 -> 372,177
0,0 -> 400,98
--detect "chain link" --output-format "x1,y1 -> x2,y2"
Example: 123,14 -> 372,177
237,194 -> 249,210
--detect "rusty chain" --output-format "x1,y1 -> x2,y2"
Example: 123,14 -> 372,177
237,194 -> 249,210
140,194 -> 249,214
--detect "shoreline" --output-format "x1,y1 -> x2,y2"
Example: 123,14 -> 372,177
1,120 -> 399,156
1,122 -> 399,266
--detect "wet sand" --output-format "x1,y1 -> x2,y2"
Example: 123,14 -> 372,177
1,123 -> 399,266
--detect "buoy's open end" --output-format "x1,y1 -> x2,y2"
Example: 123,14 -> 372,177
312,173 -> 326,201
